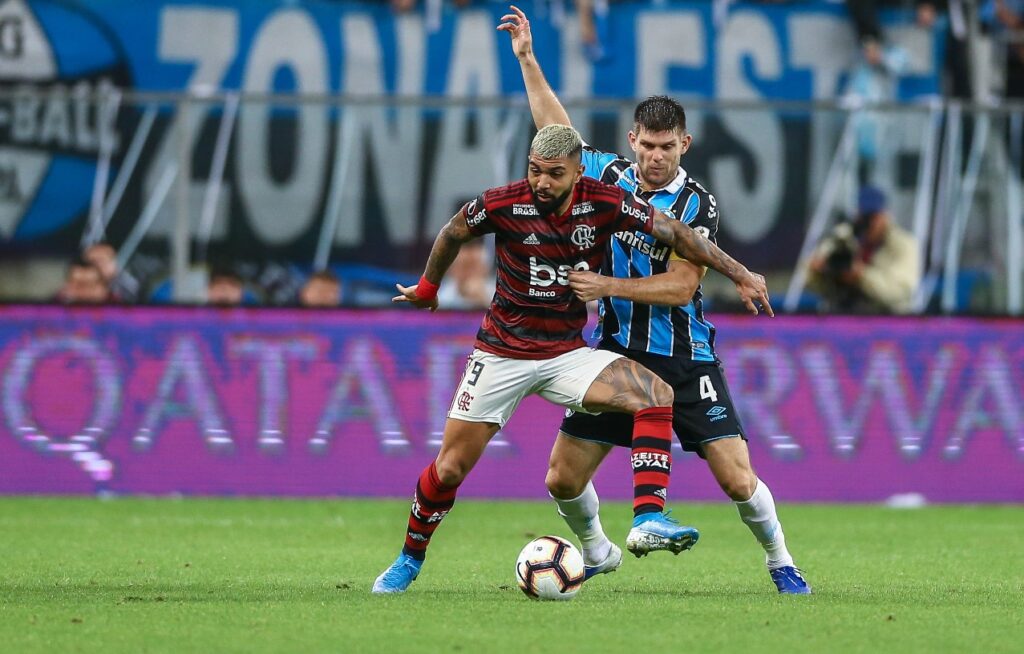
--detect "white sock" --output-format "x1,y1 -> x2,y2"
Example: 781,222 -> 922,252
734,479 -> 794,570
551,481 -> 612,565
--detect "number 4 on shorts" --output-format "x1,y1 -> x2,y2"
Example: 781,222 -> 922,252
699,375 -> 718,402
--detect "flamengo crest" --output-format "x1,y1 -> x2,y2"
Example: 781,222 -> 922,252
571,224 -> 596,249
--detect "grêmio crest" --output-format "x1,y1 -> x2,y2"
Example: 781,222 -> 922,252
0,0 -> 133,244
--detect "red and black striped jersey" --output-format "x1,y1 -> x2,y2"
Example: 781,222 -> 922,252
461,176 -> 655,359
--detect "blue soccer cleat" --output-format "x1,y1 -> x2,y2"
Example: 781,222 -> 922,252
371,553 -> 423,594
770,565 -> 812,594
583,543 -> 623,581
625,511 -> 699,557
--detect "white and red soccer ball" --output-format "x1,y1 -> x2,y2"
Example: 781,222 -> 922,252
515,535 -> 585,601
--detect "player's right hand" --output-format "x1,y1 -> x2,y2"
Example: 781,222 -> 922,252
734,271 -> 774,317
497,5 -> 533,60
392,283 -> 439,312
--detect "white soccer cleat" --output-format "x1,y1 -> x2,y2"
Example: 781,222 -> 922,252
583,543 -> 623,581
626,511 -> 699,557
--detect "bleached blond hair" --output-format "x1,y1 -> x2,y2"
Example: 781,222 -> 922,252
530,124 -> 582,161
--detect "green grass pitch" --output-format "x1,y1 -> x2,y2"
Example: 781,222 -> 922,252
1,498 -> 1021,653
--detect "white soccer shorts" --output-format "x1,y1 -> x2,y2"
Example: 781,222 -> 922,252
446,347 -> 623,427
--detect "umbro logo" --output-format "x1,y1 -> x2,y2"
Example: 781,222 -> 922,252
523,233 -> 541,245
706,405 -> 728,422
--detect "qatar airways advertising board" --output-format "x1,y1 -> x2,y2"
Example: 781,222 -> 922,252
0,307 -> 1021,502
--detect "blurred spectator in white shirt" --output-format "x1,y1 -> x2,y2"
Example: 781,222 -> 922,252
437,238 -> 495,310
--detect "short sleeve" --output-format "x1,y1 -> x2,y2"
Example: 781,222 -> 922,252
615,191 -> 656,235
581,144 -> 622,182
461,194 -> 494,237
681,183 -> 719,243
670,183 -> 720,262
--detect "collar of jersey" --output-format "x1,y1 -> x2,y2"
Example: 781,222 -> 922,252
624,164 -> 688,195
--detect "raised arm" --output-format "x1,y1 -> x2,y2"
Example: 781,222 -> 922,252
498,5 -> 571,129
648,210 -> 774,316
393,211 -> 475,311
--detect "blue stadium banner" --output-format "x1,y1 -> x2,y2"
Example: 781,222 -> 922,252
0,0 -> 942,269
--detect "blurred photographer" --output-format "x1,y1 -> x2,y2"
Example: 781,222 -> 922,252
808,186 -> 920,314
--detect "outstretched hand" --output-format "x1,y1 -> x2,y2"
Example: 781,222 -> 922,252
497,5 -> 533,60
734,271 -> 774,317
392,283 -> 439,312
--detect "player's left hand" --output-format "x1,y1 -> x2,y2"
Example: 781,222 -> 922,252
392,283 -> 439,312
734,270 -> 774,317
567,270 -> 610,302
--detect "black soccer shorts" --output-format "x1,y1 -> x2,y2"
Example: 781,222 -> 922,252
559,341 -> 746,459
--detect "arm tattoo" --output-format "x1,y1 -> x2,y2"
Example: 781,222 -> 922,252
652,214 -> 744,282
423,212 -> 475,283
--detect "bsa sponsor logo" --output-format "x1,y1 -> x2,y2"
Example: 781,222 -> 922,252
571,201 -> 594,216
512,203 -> 539,216
529,256 -> 589,288
570,223 -> 595,250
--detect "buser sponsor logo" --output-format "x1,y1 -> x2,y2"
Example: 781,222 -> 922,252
466,207 -> 487,227
620,200 -> 649,223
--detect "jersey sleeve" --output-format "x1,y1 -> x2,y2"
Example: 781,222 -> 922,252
581,144 -> 623,182
461,193 -> 495,237
614,189 -> 656,235
670,184 -> 720,262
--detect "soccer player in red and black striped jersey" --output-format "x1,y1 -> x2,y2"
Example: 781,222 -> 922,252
372,123 -> 772,594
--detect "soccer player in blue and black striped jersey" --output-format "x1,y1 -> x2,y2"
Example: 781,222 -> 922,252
501,5 -> 810,594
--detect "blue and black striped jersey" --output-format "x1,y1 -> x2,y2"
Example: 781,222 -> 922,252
582,144 -> 719,365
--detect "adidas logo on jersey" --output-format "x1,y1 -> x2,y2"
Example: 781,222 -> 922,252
523,233 -> 541,245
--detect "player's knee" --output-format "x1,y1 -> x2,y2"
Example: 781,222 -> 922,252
636,375 -> 673,408
720,469 -> 757,501
545,465 -> 586,500
434,456 -> 470,487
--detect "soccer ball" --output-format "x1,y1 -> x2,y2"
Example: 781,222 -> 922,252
515,536 -> 585,600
